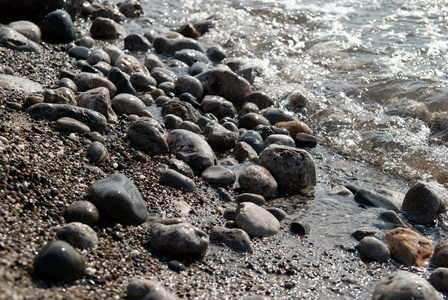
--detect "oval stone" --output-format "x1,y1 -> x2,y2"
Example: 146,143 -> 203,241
235,202 -> 280,237
34,240 -> 85,282
88,173 -> 148,225
127,117 -> 168,154
238,165 -> 277,198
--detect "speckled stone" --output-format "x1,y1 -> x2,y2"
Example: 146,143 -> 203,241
56,222 -> 99,249
150,222 -> 209,257
56,117 -> 91,134
127,117 -> 169,154
235,202 -> 280,237
87,141 -> 109,164
238,165 -> 277,198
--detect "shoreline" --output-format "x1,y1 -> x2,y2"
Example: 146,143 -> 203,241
0,2 -> 447,299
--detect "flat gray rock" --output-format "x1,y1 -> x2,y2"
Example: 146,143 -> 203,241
235,202 -> 280,237
0,74 -> 43,93
150,222 -> 209,257
372,271 -> 442,300
210,226 -> 254,253
359,236 -> 390,263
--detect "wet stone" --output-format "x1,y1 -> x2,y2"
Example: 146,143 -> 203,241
40,9 -> 75,43
201,166 -> 236,187
144,53 -> 164,71
64,200 -> 100,226
234,141 -> 259,162
8,20 -> 41,43
33,240 -> 85,282
264,134 -> 295,148
151,67 -> 176,84
55,222 -> 99,250
173,49 -> 210,66
153,36 -> 205,55
88,141 -> 109,164
294,132 -> 317,148
87,49 -> 111,65
351,228 -> 378,241
275,120 -> 312,137
261,107 -> 296,124
73,72 -> 117,97
384,227 -> 434,267
168,260 -> 187,272
127,117 -> 169,154
206,45 -> 227,62
0,27 -> 41,52
239,130 -> 264,154
130,73 -> 157,90
210,226 -> 254,253
354,189 -> 399,212
244,91 -> 274,109
238,165 -> 277,198
164,114 -> 183,130
127,279 -> 178,300
430,268 -> 448,292
167,129 -> 217,172
379,210 -> 413,230
90,17 -> 127,40
200,95 -> 237,120
44,87 -> 77,105
190,61 -> 208,76
433,237 -> 448,267
150,222 -> 209,257
196,68 -> 251,104
178,120 -> 202,134
109,67 -> 136,95
203,121 -> 239,150
358,236 -> 390,263
258,144 -> 316,193
77,87 -> 118,123
88,173 -> 148,225
235,193 -> 266,206
401,181 -> 448,225
112,93 -> 146,115
57,78 -> 77,93
124,33 -> 151,52
167,158 -> 194,177
177,23 -> 201,39
55,117 -> 91,134
266,207 -> 287,221
162,100 -> 201,123
159,169 -> 197,192
235,202 -> 280,237
68,46 -> 91,60
175,75 -> 203,100
372,271 -> 442,300
119,0 -> 145,18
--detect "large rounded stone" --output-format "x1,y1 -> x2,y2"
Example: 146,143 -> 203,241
239,130 -> 264,154
124,33 -> 151,52
8,20 -> 41,43
261,107 -> 296,124
264,134 -> 295,148
203,121 -> 239,150
202,166 -> 236,187
115,54 -> 145,75
127,117 -> 168,154
238,112 -> 270,130
372,271 -> 442,300
55,117 -> 91,134
44,87 -> 77,105
200,95 -> 237,120
162,100 -> 201,123
27,103 -> 107,133
34,240 -> 85,282
235,202 -> 280,237
175,75 -> 203,100
210,226 -> 254,253
112,93 -> 146,115
275,120 -> 312,137
238,165 -> 277,198
354,189 -> 400,212
384,227 -> 434,267
0,74 -> 43,93
119,0 -> 144,18
150,222 -> 209,257
258,144 -> 316,192
88,174 -> 148,225
196,68 -> 251,104
40,9 -> 75,43
0,27 -> 41,52
433,237 -> 448,267
73,72 -> 117,97
430,268 -> 448,292
234,141 -> 259,162
401,181 -> 448,225
77,87 -> 118,123
244,91 -> 274,109
90,17 -> 127,39
167,129 -> 217,172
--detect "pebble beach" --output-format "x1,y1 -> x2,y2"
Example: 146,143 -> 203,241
1,1 -> 448,299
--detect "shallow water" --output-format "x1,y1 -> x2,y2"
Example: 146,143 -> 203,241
111,0 -> 448,295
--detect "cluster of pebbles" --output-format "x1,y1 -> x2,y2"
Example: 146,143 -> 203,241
1,0 -> 448,299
